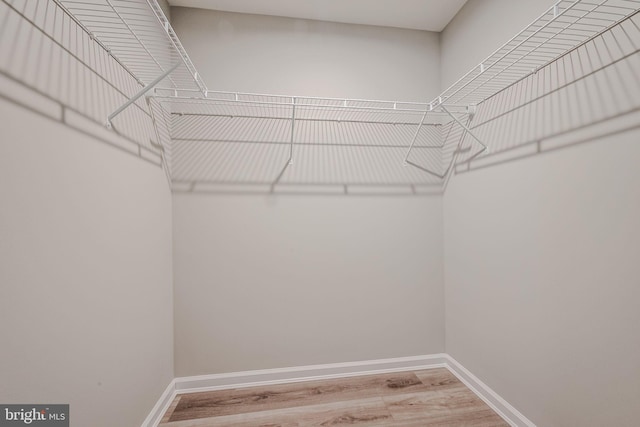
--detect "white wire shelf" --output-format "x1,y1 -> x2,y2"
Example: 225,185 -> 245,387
448,8 -> 640,174
435,0 -> 640,107
55,0 -> 206,93
5,0 -> 637,193
156,90 -> 463,126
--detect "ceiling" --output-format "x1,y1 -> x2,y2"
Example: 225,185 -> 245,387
167,0 -> 468,32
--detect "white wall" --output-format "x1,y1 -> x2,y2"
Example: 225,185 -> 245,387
0,99 -> 174,427
171,7 -> 440,101
442,1 -> 640,426
173,194 -> 443,375
170,8 -> 445,376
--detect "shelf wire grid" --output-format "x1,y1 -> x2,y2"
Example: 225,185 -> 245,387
436,0 -> 640,107
447,8 -> 640,174
160,95 -> 447,189
56,0 -> 206,93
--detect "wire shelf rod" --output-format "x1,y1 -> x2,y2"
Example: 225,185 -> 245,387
160,88 -> 435,111
159,97 -> 454,115
164,115 -> 442,127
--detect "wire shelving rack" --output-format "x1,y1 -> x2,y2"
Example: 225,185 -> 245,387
3,0 -> 639,192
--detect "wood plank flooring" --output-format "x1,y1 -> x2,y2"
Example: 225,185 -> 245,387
159,368 -> 508,426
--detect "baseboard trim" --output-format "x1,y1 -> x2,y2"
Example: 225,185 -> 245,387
444,355 -> 536,427
174,354 -> 448,394
141,379 -> 176,427
143,354 -> 535,427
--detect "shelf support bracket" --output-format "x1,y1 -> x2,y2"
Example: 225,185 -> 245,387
107,62 -> 180,128
403,108 -> 429,165
440,105 -> 487,153
288,98 -> 296,165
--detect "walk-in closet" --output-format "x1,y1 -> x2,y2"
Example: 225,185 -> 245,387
1,0 -> 639,426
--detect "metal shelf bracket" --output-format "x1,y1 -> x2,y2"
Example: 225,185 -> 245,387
288,98 -> 296,165
403,109 -> 429,165
107,62 -> 180,129
440,105 -> 487,154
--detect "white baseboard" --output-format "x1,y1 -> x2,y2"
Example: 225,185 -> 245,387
140,379 -> 176,427
174,354 -> 448,394
443,355 -> 535,427
143,353 -> 535,427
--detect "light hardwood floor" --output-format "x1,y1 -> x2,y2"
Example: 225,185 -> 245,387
159,368 -> 509,426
